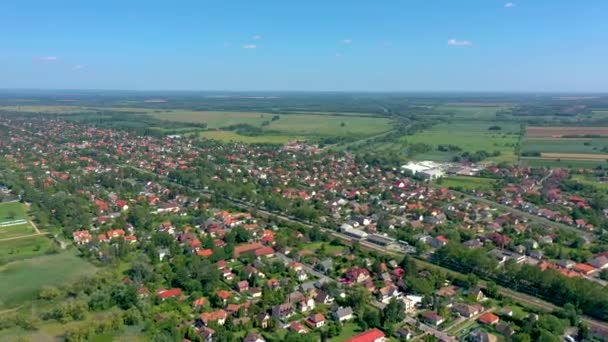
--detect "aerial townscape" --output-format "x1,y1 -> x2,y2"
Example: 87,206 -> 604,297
2,92 -> 608,342
2,1 -> 608,342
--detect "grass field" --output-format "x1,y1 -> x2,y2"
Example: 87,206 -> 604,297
0,251 -> 96,308
520,157 -> 608,168
155,110 -> 393,136
522,138 -> 608,155
436,105 -> 507,120
0,235 -> 54,263
0,202 -> 28,222
405,121 -> 520,162
0,224 -> 35,240
302,242 -> 345,254
438,176 -> 498,191
329,322 -> 363,342
540,153 -> 608,161
527,126 -> 608,138
200,131 -> 303,144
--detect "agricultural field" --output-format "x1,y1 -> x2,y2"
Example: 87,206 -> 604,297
405,121 -> 520,162
520,158 -> 608,169
156,110 -> 393,136
0,251 -> 96,309
521,126 -> 608,167
437,176 -> 498,191
522,138 -> 608,154
200,131 -> 301,144
436,105 -> 508,120
0,105 -> 394,143
527,126 -> 608,138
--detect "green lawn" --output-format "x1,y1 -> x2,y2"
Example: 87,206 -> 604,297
0,202 -> 28,222
405,121 -> 520,163
438,176 -> 498,191
0,224 -> 34,240
329,322 -> 363,342
0,251 -> 96,308
0,235 -> 53,263
302,242 -> 345,254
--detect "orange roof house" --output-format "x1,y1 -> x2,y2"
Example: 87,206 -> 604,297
478,312 -> 500,325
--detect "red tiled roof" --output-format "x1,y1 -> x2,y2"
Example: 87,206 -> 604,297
345,328 -> 386,342
478,312 -> 500,325
157,288 -> 182,299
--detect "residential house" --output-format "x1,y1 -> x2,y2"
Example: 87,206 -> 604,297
422,311 -> 444,326
478,312 -> 500,325
236,280 -> 249,293
452,303 -> 483,318
243,332 -> 266,342
396,328 -> 413,340
73,230 -> 92,244
316,258 -> 334,274
271,303 -> 294,321
378,284 -> 401,304
346,267 -> 370,283
345,328 -> 386,342
496,322 -> 515,337
199,309 -> 227,326
157,288 -> 182,301
256,312 -> 271,329
469,329 -> 498,342
402,296 -> 417,315
332,306 -> 354,323
469,287 -> 486,302
289,321 -> 307,334
305,313 -> 326,329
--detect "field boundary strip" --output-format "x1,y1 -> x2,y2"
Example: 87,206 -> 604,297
0,219 -> 28,228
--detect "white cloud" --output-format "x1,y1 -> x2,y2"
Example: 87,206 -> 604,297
252,35 -> 262,40
242,44 -> 257,49
36,56 -> 59,61
335,53 -> 342,58
73,64 -> 85,70
340,38 -> 353,44
447,39 -> 473,46
504,2 -> 515,7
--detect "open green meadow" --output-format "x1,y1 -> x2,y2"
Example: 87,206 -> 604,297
200,131 -> 303,144
0,224 -> 35,240
522,138 -> 608,154
0,235 -> 54,263
520,157 -> 608,169
0,202 -> 28,221
0,251 -> 96,308
438,176 -> 498,191
405,121 -> 520,162
437,105 -> 508,120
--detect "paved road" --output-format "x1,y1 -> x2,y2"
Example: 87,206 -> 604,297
123,164 -> 608,332
405,317 -> 456,342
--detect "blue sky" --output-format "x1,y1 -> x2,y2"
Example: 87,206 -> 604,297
1,0 -> 607,92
